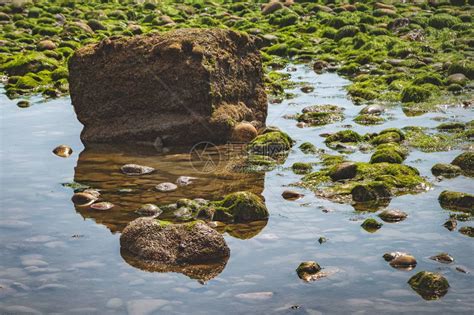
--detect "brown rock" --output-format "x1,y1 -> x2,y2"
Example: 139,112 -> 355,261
37,40 -> 57,51
262,1 -> 284,15
329,162 -> 357,181
68,29 -> 267,146
232,122 -> 258,142
52,145 -> 73,158
282,190 -> 304,200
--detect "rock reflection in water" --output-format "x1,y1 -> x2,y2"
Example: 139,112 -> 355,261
71,144 -> 265,234
120,248 -> 229,282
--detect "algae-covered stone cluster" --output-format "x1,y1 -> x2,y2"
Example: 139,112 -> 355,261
1,0 -> 473,104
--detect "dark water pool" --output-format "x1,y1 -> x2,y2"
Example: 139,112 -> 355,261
1,65 -> 473,314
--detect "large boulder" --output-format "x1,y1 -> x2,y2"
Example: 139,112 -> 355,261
120,218 -> 230,280
68,28 -> 267,146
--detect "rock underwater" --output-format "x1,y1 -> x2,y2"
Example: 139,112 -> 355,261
68,28 -> 267,146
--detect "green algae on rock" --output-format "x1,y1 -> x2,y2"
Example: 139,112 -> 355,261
248,130 -> 294,157
408,271 -> 449,301
296,104 -> 344,126
438,190 -> 474,213
451,151 -> 474,176
361,218 -> 383,233
300,158 -> 428,204
292,162 -> 313,175
212,191 -> 269,223
370,143 -> 408,164
431,163 -> 461,177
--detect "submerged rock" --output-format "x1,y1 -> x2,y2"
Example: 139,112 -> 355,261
52,145 -> 73,158
69,29 -> 267,146
443,218 -> 457,231
120,218 -> 229,281
430,253 -> 454,264
296,261 -> 325,281
135,204 -> 162,217
71,192 -> 97,206
155,182 -> 178,192
408,271 -> 449,300
90,202 -> 114,211
438,190 -> 474,212
379,209 -> 408,222
121,164 -> 155,176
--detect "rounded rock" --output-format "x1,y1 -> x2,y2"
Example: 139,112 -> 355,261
136,204 -> 162,217
408,271 -> 449,300
121,164 -> 155,176
378,209 -> 407,222
430,253 -> 454,264
231,122 -> 258,143
53,145 -> 73,158
176,176 -> 197,186
389,254 -> 417,270
71,192 -> 97,206
329,162 -> 357,181
296,261 -> 322,281
156,182 -> 178,192
282,190 -> 304,200
90,202 -> 114,211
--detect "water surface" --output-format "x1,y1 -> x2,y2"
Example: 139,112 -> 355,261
1,65 -> 473,314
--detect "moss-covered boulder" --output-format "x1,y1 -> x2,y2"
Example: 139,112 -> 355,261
401,85 -> 431,103
213,191 -> 269,223
299,142 -> 319,154
408,271 -> 449,300
436,122 -> 465,132
296,261 -> 326,281
354,114 -> 385,125
248,130 -> 293,157
438,190 -> 474,213
431,163 -> 461,177
451,151 -> 474,176
325,130 -> 363,144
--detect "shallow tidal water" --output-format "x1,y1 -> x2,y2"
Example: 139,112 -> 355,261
1,65 -> 473,314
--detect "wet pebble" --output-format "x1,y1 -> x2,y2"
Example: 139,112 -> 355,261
156,182 -> 178,192
135,204 -> 162,216
296,261 -> 326,281
52,145 -> 73,158
176,176 -> 197,186
90,202 -> 114,211
301,85 -> 314,93
378,209 -> 407,222
282,190 -> 304,200
389,254 -> 417,270
121,163 -> 155,176
360,104 -> 384,115
71,192 -> 98,206
318,237 -> 327,244
17,100 -> 30,108
430,253 -> 454,264
443,218 -> 457,231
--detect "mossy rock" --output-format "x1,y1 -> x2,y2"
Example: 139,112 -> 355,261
431,163 -> 461,177
248,130 -> 293,157
437,122 -> 465,132
371,132 -> 402,145
438,190 -> 474,213
408,271 -> 449,301
351,182 -> 392,202
370,149 -> 404,164
296,105 -> 344,126
451,151 -> 474,176
361,218 -> 383,232
299,142 -> 319,154
214,191 -> 269,223
428,14 -> 461,29
1,52 -> 59,76
354,114 -> 384,125
292,162 -> 313,174
325,130 -> 363,145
